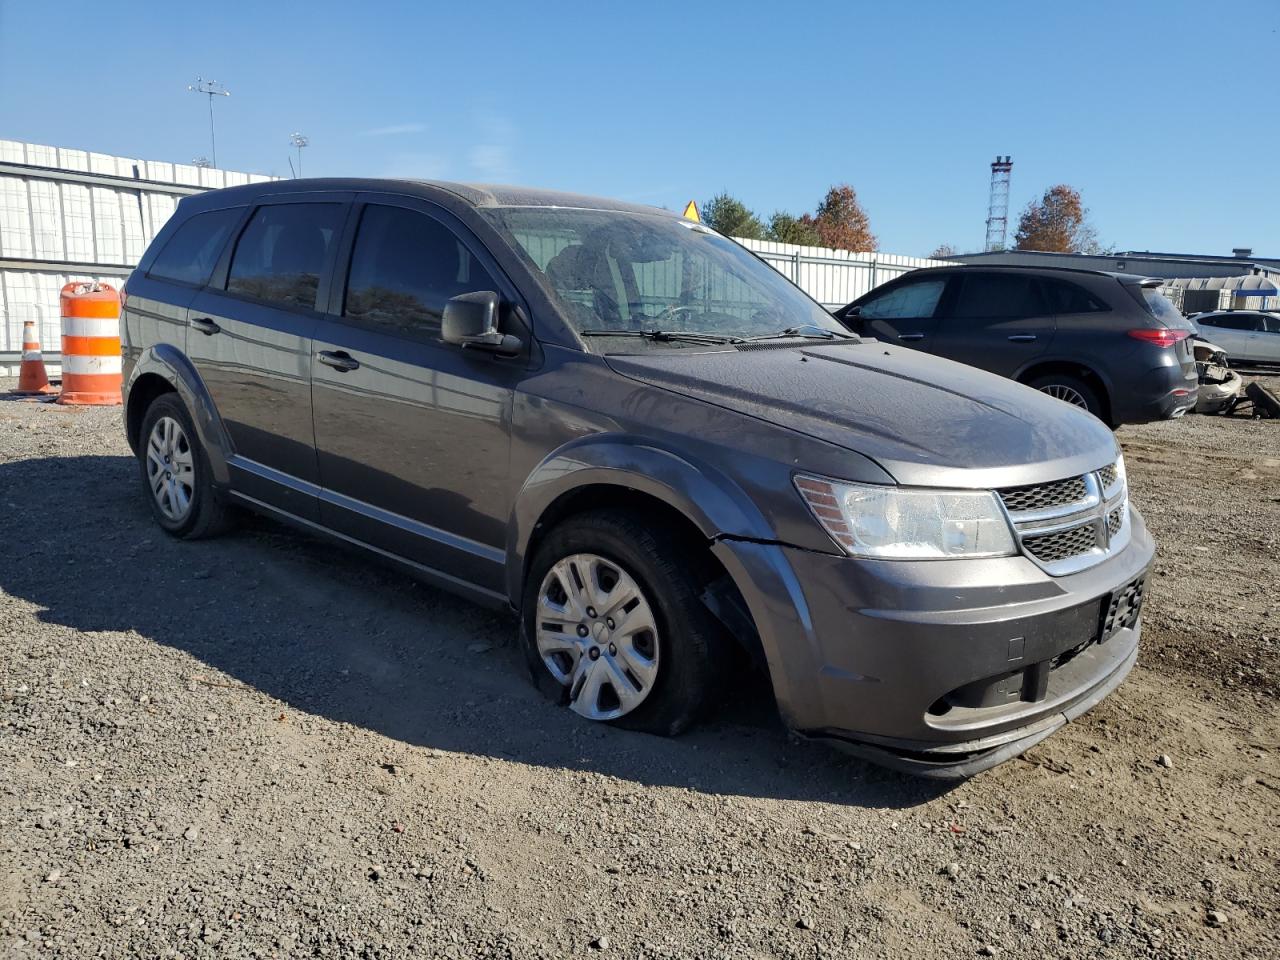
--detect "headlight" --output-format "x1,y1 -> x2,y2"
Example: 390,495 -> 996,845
794,475 -> 1017,560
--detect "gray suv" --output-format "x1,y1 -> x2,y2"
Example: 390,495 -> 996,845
121,179 -> 1155,777
836,265 -> 1199,425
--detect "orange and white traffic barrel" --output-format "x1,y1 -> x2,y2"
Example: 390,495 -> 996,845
57,281 -> 122,406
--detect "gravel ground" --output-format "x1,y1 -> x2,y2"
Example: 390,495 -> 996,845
1,377 -> 1278,960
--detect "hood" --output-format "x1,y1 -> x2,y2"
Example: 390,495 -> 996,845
606,341 -> 1119,489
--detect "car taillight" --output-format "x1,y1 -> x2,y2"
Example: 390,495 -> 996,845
1127,328 -> 1191,347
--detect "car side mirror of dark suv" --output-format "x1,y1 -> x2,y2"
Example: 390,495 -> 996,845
839,304 -> 863,332
442,291 -> 522,356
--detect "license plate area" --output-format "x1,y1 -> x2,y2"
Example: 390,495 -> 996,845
1101,575 -> 1145,643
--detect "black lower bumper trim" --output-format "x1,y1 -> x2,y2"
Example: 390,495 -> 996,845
808,640 -> 1140,780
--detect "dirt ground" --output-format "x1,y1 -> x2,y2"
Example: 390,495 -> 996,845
1,377 -> 1277,960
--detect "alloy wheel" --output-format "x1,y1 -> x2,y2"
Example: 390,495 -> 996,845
145,416 -> 196,521
535,552 -> 660,720
1038,383 -> 1089,409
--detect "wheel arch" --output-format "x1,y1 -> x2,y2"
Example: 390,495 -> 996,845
124,345 -> 233,484
1016,358 -> 1113,422
508,436 -> 777,613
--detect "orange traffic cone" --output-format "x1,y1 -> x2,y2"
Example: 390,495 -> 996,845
13,320 -> 57,395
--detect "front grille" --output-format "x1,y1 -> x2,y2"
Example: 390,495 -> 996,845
1023,524 -> 1099,563
998,476 -> 1088,513
1106,506 -> 1125,538
1098,464 -> 1118,489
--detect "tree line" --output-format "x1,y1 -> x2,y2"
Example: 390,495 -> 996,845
706,183 -> 1104,258
702,184 -> 877,252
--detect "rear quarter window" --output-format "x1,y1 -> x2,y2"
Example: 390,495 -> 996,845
1141,288 -> 1193,329
1040,278 -> 1109,314
147,208 -> 242,286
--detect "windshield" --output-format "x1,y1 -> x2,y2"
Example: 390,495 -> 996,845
481,206 -> 848,350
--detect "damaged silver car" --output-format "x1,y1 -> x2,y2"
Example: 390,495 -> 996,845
1191,338 -> 1242,415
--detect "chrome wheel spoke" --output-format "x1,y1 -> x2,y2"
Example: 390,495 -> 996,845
613,634 -> 659,690
570,659 -> 609,717
599,654 -> 645,713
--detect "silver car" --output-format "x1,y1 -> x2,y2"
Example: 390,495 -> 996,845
1191,311 -> 1280,364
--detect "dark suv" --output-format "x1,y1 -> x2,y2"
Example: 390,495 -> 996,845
120,179 -> 1155,778
835,266 -> 1198,425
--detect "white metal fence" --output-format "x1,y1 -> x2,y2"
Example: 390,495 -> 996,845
0,139 -> 274,371
736,238 -> 955,308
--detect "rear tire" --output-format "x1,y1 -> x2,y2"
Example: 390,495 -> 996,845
1026,373 -> 1104,420
137,393 -> 234,540
521,509 -> 721,736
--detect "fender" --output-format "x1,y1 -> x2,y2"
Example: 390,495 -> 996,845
505,433 -> 781,605
125,344 -> 235,486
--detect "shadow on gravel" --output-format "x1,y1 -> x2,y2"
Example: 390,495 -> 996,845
1,454 -> 950,810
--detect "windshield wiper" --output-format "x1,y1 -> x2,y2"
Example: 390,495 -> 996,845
741,325 -> 857,343
580,328 -> 743,345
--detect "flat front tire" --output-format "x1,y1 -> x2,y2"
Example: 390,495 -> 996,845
521,509 -> 720,736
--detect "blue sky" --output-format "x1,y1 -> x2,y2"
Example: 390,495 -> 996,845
1,0 -> 1276,257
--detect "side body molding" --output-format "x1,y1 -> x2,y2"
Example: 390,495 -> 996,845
506,434 -> 779,605
124,344 -> 235,486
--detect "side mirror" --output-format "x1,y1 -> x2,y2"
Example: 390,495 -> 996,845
442,291 -> 521,356
838,304 -> 863,332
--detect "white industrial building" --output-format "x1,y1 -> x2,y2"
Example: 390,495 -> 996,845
0,138 -> 949,374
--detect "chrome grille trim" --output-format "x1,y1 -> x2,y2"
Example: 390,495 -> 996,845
997,463 -> 1128,576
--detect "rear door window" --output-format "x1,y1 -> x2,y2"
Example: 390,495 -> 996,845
226,203 -> 344,310
1204,314 -> 1258,331
858,278 -> 947,319
342,203 -> 497,336
147,208 -> 242,286
951,274 -> 1044,319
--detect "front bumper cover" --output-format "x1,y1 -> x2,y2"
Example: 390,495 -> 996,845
712,505 -> 1155,779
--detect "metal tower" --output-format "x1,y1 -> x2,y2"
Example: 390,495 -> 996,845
984,155 -> 1013,251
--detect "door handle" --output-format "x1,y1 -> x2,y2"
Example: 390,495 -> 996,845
1007,334 -> 1038,342
897,333 -> 925,342
190,317 -> 220,336
317,350 -> 360,372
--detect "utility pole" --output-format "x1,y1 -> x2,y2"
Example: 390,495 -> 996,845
984,155 -> 1013,252
289,132 -> 309,178
187,77 -> 231,168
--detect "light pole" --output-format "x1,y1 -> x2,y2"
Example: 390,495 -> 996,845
187,77 -> 231,168
289,132 -> 309,178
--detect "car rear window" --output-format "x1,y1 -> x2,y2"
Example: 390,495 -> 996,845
147,208 -> 242,286
227,203 -> 344,310
1141,288 -> 1193,329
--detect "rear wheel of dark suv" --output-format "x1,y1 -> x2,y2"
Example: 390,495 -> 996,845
1025,373 -> 1105,421
137,393 -> 234,539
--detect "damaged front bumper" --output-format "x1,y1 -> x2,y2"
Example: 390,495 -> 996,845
1194,339 -> 1243,414
712,505 -> 1155,779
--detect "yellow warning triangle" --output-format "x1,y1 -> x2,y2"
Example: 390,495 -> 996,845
682,200 -> 700,222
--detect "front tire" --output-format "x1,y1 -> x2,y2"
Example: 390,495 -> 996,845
137,393 -> 233,539
521,509 -> 720,736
